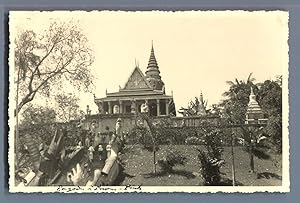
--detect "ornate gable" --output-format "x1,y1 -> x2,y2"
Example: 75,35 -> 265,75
123,67 -> 152,90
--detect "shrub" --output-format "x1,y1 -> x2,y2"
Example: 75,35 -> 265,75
158,148 -> 187,173
198,150 -> 225,185
198,128 -> 224,185
185,136 -> 203,145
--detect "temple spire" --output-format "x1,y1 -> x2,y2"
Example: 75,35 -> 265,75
199,91 -> 204,104
249,87 -> 257,104
146,41 -> 159,72
145,42 -> 164,90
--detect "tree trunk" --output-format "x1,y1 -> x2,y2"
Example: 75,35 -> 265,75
153,149 -> 156,174
249,145 -> 254,173
230,132 -> 236,186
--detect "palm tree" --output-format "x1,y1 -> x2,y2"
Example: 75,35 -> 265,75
237,127 -> 270,172
221,73 -> 270,172
221,73 -> 258,124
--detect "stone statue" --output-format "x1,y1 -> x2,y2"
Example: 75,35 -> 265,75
141,100 -> 149,113
113,105 -> 120,114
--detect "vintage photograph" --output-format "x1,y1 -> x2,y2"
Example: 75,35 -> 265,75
8,11 -> 289,193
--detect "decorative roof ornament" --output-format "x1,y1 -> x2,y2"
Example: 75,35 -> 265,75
134,58 -> 139,68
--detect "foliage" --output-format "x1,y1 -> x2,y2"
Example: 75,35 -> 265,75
54,93 -> 85,122
220,74 -> 282,171
19,104 -> 57,145
178,95 -> 208,117
202,128 -> 224,155
264,115 -> 282,153
220,73 -> 257,124
158,147 -> 187,173
128,126 -> 154,149
198,127 -> 225,185
237,126 -> 271,172
198,150 -> 225,185
209,104 -> 223,117
14,20 -> 94,113
185,136 -> 203,145
238,127 -> 270,158
257,79 -> 282,152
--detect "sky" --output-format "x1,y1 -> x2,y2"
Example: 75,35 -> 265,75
10,11 -> 289,114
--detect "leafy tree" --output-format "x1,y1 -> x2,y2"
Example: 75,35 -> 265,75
19,104 -> 57,146
257,79 -> 282,152
220,74 -> 268,172
14,20 -> 94,113
257,80 -> 282,115
198,128 -> 225,185
221,74 -> 282,172
54,93 -> 85,122
237,127 -> 270,172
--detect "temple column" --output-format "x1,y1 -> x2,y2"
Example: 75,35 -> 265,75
156,99 -> 160,116
98,101 -> 104,114
165,99 -> 169,116
145,99 -> 149,115
131,100 -> 136,114
119,100 -> 123,114
108,101 -> 112,114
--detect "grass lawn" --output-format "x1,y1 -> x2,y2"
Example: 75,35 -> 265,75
120,145 -> 282,186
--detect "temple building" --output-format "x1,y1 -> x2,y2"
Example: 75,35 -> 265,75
84,44 -> 177,132
94,44 -> 176,118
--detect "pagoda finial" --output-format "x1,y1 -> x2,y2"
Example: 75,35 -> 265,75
134,58 -> 140,68
250,86 -> 254,95
249,87 -> 256,103
200,91 -> 204,103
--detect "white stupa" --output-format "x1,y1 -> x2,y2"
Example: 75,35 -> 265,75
245,87 -> 265,124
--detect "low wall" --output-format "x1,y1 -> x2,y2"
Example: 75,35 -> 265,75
83,113 -> 221,134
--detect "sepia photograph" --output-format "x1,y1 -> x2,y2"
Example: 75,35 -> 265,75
8,11 -> 289,193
